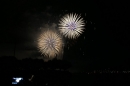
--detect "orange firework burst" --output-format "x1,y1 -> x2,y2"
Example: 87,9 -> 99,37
38,30 -> 63,58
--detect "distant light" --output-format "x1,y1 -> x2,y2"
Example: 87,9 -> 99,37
46,83 -> 48,85
85,13 -> 86,16
12,77 -> 23,84
55,69 -> 60,70
84,36 -> 86,39
90,21 -> 92,24
12,82 -> 17,84
94,27 -> 96,30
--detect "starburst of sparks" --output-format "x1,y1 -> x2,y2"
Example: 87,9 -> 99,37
38,30 -> 63,58
59,13 -> 85,39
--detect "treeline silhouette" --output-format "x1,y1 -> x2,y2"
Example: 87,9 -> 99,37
1,56 -> 130,86
0,56 -> 72,86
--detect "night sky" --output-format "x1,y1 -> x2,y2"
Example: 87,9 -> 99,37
1,0 -> 130,72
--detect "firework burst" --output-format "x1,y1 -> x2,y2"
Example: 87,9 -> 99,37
37,30 -> 63,58
59,13 -> 85,39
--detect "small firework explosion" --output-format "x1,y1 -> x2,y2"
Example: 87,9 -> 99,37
59,13 -> 85,39
37,30 -> 63,58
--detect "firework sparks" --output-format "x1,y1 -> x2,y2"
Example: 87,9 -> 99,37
59,13 -> 85,39
38,30 -> 63,58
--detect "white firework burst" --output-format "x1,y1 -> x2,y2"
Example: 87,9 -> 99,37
59,13 -> 85,39
38,30 -> 63,58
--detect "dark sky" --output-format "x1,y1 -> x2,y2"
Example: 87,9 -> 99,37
1,0 -> 130,72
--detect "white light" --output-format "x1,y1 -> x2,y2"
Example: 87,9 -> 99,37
12,77 -> 23,84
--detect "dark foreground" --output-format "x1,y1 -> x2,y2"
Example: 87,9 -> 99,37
1,70 -> 130,86
0,57 -> 129,86
71,73 -> 130,86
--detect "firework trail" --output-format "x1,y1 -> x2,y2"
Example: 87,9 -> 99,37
59,13 -> 85,39
38,30 -> 63,58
